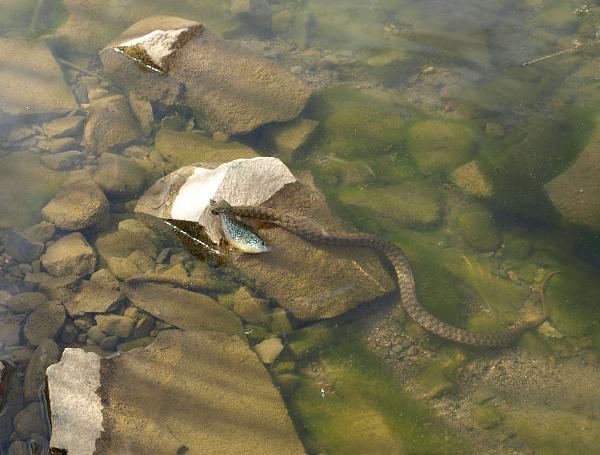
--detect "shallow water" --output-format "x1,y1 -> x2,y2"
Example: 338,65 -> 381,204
1,0 -> 600,454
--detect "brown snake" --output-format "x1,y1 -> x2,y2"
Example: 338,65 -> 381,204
210,200 -> 557,347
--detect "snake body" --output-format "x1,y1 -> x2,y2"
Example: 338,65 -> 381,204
210,200 -> 554,347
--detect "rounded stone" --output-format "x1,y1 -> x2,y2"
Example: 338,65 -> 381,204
24,301 -> 66,346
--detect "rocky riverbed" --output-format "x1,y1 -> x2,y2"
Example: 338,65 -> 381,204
1,1 -> 600,454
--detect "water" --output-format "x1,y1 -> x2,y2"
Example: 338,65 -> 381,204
1,0 -> 600,453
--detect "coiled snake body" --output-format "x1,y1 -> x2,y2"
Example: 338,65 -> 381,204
210,200 -> 555,347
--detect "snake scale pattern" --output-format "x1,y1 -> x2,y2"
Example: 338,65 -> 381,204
211,200 -> 555,347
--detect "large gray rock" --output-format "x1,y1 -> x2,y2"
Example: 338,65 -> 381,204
42,172 -> 109,231
0,39 -> 77,119
100,16 -> 311,135
48,330 -> 305,454
545,130 -> 600,231
83,95 -> 143,154
136,158 -> 395,320
136,157 -> 296,245
41,232 -> 97,277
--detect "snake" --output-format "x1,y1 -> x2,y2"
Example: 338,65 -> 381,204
209,199 -> 558,347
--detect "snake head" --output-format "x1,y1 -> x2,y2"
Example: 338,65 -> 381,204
210,199 -> 232,215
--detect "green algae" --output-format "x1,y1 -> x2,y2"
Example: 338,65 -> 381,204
508,409 -> 600,454
472,403 -> 503,429
154,129 -> 258,168
449,203 -> 501,252
416,347 -> 466,399
303,87 -> 408,161
286,330 -> 467,454
337,180 -> 442,230
406,119 -> 475,174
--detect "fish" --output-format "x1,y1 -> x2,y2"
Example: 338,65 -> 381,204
219,212 -> 269,253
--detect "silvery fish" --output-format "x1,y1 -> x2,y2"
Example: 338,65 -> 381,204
219,212 -> 269,253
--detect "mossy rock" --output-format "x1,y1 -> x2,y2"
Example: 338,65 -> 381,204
287,323 -> 334,359
416,348 -> 466,399
337,180 -> 442,229
155,129 -> 258,167
479,114 -> 585,221
315,157 -> 377,187
287,332 -> 466,454
472,403 -> 503,429
364,49 -> 415,87
450,204 -> 501,251
407,120 -> 475,174
304,87 -> 407,161
518,332 -> 552,358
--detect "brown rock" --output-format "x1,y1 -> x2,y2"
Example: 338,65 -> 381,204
545,129 -> 600,231
100,16 -> 310,135
83,95 -> 142,154
451,160 -> 494,198
41,232 -> 97,277
123,282 -> 244,336
42,172 -> 109,231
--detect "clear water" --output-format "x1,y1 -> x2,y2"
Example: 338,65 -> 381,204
1,0 -> 600,454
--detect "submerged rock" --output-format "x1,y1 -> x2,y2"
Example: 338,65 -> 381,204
155,128 -> 259,167
0,39 -> 77,119
42,172 -> 109,231
3,229 -> 44,263
24,301 -> 66,346
48,330 -> 305,454
92,153 -> 146,198
255,337 -> 284,364
83,95 -> 143,154
100,16 -> 311,135
41,232 -> 97,277
65,280 -> 122,316
41,151 -> 83,171
122,282 -> 244,336
407,120 -> 475,174
451,160 -> 493,198
544,123 -> 600,232
24,339 -> 59,402
44,116 -> 86,139
259,117 -> 319,161
338,181 -> 442,229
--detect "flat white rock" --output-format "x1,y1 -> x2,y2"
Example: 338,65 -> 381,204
136,157 -> 296,243
46,348 -> 103,455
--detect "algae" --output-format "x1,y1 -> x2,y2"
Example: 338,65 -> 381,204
286,329 -> 467,454
407,120 -> 475,174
